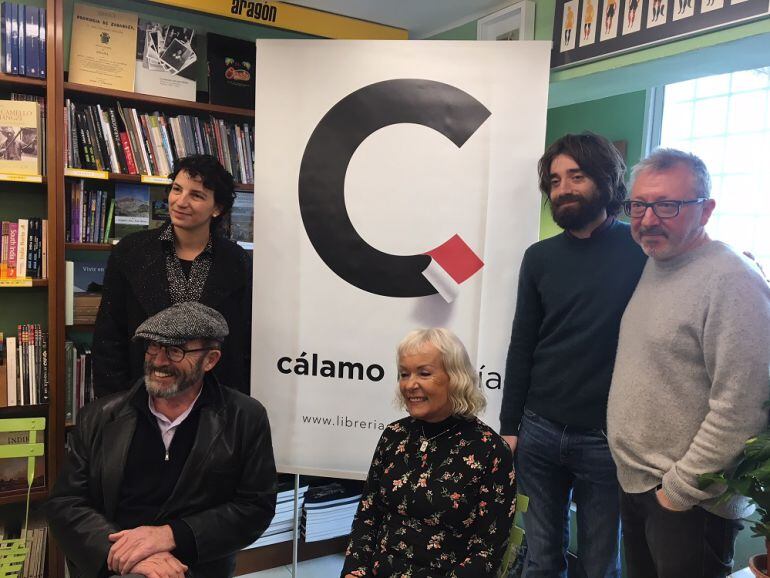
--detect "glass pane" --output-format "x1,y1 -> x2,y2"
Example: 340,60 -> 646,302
692,97 -> 728,137
718,174 -> 754,215
731,68 -> 770,93
695,73 -> 731,98
661,101 -> 694,141
723,133 -> 765,175
728,91 -> 767,134
665,79 -> 696,103
688,137 -> 725,174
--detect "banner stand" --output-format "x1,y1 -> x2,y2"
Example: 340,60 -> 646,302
291,473 -> 300,576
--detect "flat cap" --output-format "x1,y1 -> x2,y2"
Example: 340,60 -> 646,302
133,302 -> 229,345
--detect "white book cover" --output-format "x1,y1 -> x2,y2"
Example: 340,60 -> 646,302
5,336 -> 16,406
65,260 -> 74,325
16,218 -> 28,278
135,20 -> 197,102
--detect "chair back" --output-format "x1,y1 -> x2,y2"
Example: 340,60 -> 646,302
0,417 -> 45,578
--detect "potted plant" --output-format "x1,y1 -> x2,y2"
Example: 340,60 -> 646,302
700,430 -> 770,577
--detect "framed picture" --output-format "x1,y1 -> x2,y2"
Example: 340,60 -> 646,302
477,1 -> 536,40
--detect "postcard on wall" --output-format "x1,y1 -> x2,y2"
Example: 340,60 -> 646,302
559,0 -> 579,51
622,0 -> 644,34
579,0 -> 599,46
135,19 -> 197,102
672,0 -> 695,20
600,0 -> 620,40
68,3 -> 138,92
647,0 -> 669,27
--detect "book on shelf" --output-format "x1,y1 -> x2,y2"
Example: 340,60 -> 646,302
64,340 -> 93,426
228,191 -> 253,250
11,94 -> 46,175
2,324 -> 48,407
135,20 -> 197,102
207,33 -> 254,110
0,99 -> 40,176
0,218 -> 47,280
64,100 -> 255,183
243,474 -> 311,550
0,2 -> 45,79
66,259 -> 106,325
68,3 -> 137,92
114,182 -> 150,238
66,180 -> 114,244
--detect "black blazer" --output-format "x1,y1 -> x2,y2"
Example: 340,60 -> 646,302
46,376 -> 277,578
92,226 -> 252,397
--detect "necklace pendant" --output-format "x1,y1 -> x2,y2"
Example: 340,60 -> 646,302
420,440 -> 429,452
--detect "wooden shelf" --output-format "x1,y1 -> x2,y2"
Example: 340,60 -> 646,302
0,174 -> 46,184
65,243 -> 114,251
0,486 -> 48,507
0,72 -> 46,90
63,170 -> 253,191
0,278 -> 48,287
68,324 -> 95,331
64,82 -> 255,119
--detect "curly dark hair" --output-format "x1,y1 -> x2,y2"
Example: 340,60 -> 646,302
537,132 -> 627,217
168,154 -> 236,232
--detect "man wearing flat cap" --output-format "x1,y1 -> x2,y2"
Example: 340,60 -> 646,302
47,302 -> 277,578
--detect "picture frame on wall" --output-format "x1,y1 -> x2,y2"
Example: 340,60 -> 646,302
477,1 -> 536,40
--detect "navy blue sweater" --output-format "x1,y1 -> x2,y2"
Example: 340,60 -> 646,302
500,220 -> 647,433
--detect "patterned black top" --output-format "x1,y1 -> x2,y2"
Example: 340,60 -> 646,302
341,416 -> 516,578
159,222 -> 213,303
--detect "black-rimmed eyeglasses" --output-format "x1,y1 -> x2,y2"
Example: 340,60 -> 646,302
622,199 -> 705,219
145,342 -> 218,362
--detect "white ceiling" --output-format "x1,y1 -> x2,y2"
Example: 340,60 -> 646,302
284,0 -> 517,39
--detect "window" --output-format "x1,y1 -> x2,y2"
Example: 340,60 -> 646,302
655,67 -> 770,269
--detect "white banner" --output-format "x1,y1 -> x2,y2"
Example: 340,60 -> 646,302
252,40 -> 550,478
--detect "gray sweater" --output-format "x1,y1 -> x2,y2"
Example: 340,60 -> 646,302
608,240 -> 770,519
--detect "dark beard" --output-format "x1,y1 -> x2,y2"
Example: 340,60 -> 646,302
144,356 -> 206,399
550,192 -> 607,231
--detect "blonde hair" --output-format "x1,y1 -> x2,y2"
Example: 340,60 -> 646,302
396,328 -> 486,418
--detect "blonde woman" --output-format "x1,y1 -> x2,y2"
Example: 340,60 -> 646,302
341,328 -> 516,578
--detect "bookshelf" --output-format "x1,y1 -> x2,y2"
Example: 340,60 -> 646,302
0,0 -> 402,574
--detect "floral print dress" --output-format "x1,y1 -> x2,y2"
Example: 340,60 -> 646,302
341,416 -> 516,577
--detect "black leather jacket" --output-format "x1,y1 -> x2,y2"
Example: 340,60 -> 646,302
46,376 -> 277,578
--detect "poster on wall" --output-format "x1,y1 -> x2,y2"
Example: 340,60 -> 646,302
553,0 -> 770,68
251,39 -> 550,478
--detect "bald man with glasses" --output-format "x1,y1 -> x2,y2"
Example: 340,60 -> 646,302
47,302 -> 277,578
608,149 -> 770,578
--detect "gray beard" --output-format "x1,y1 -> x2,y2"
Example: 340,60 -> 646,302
144,357 -> 205,399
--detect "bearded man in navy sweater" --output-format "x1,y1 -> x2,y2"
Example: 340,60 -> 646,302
500,132 -> 647,578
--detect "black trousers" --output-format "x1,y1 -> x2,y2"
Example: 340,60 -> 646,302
620,489 -> 743,578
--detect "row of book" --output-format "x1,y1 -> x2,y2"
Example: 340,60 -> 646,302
0,219 -> 47,280
0,519 -> 47,577
0,2 -> 46,79
244,477 -> 363,549
0,324 -> 49,407
63,341 -> 94,426
64,99 -> 255,184
66,181 -> 115,244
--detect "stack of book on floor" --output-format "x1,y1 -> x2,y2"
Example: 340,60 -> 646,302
302,479 -> 363,543
245,474 -> 309,549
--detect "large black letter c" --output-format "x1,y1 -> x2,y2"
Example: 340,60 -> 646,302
298,79 -> 490,298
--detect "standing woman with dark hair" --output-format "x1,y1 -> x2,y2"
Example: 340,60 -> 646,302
93,154 -> 252,397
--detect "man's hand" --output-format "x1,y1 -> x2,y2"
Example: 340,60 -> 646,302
655,488 -> 689,512
131,551 -> 188,578
502,435 -> 518,453
107,525 -> 176,574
